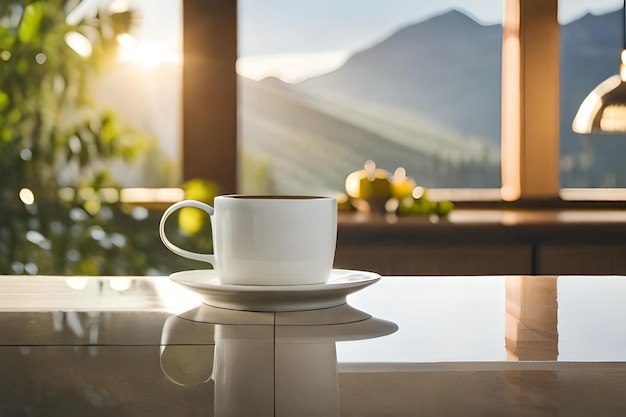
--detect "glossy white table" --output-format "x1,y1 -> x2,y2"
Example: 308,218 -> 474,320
1,274 -> 626,416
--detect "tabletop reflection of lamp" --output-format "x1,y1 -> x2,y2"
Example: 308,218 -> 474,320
573,0 -> 626,133
160,304 -> 398,417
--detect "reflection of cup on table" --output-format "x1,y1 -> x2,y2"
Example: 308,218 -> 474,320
159,195 -> 337,286
160,304 -> 398,417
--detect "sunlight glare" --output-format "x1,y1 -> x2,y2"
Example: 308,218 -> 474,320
117,35 -> 180,68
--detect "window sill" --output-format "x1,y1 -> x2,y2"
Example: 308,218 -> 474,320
119,188 -> 185,206
122,187 -> 626,208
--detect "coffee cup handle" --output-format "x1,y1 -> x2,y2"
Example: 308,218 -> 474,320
159,200 -> 216,265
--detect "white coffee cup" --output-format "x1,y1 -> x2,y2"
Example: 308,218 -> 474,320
159,195 -> 337,286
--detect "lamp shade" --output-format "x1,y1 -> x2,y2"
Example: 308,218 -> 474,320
573,1 -> 626,134
572,70 -> 626,134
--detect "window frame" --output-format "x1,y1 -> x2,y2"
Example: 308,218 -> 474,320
181,0 -> 238,194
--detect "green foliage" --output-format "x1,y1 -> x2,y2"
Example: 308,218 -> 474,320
0,0 -> 179,275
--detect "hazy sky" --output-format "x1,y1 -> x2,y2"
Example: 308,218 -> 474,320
122,0 -> 623,82
238,0 -> 622,57
125,0 -> 622,57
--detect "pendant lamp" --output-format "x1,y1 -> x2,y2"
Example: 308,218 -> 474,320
572,1 -> 626,133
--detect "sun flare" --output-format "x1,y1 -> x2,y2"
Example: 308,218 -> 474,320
116,34 -> 180,68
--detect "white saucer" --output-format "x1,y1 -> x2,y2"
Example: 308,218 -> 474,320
169,269 -> 381,311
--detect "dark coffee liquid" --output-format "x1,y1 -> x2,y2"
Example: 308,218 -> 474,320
227,195 -> 326,200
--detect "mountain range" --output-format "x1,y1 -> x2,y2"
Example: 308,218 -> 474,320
298,10 -> 503,146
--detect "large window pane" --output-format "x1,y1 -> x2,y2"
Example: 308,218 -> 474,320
238,0 -> 503,195
560,0 -> 626,188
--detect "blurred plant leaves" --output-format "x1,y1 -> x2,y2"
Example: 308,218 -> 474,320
0,91 -> 9,110
0,0 -> 174,276
18,3 -> 43,44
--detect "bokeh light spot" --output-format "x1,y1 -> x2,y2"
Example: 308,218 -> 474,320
65,31 -> 93,57
26,230 -> 51,250
131,206 -> 149,221
99,188 -> 119,204
84,200 -> 101,215
68,136 -> 82,154
19,188 -> 35,205
19,149 -> 32,161
11,262 -> 24,274
69,207 -> 89,222
89,226 -> 106,241
111,233 -> 127,248
58,187 -> 75,202
24,263 -> 38,275
66,249 -> 81,263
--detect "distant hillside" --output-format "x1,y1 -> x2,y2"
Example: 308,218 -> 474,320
239,76 -> 499,194
293,8 -> 626,187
